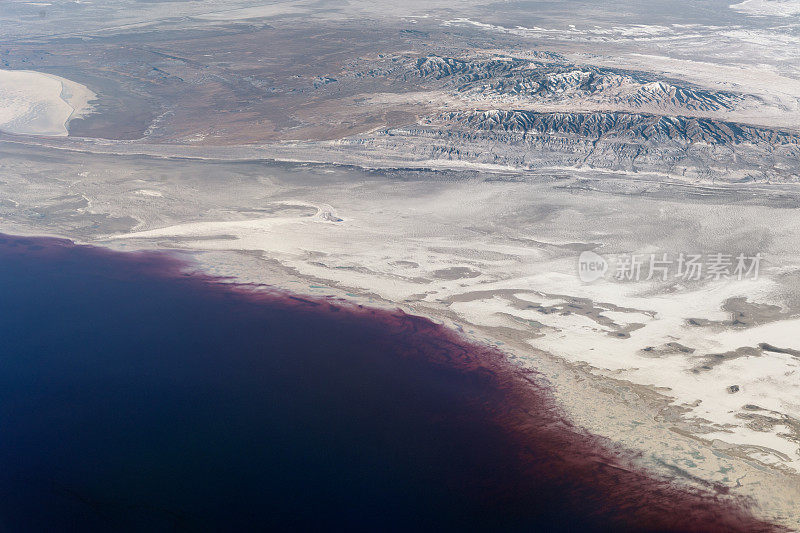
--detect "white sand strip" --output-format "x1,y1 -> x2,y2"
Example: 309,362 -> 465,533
0,69 -> 95,136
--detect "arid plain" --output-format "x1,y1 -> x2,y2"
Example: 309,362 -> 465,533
2,0 -> 800,527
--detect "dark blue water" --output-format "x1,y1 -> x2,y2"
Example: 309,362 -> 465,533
0,235 -> 779,532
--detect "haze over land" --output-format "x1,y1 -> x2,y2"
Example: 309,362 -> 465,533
1,0 -> 800,528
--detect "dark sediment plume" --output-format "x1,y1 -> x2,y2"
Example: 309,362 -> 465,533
0,234 -> 784,532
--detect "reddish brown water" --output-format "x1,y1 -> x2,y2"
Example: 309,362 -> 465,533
0,234 -> 781,531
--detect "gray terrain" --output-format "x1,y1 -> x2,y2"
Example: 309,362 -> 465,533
2,0 -> 800,528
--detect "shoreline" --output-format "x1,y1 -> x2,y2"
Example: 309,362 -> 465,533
0,232 -> 787,531
190,246 -> 800,528
0,144 -> 798,528
5,225 -> 794,528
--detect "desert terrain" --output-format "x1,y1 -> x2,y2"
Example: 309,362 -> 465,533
2,0 -> 800,527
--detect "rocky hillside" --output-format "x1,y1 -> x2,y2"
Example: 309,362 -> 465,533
442,110 -> 799,145
332,109 -> 800,182
410,55 -> 751,114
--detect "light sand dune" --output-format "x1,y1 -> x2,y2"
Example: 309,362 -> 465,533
0,69 -> 95,136
731,0 -> 800,17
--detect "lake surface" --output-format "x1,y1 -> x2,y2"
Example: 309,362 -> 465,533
0,234 -> 776,531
